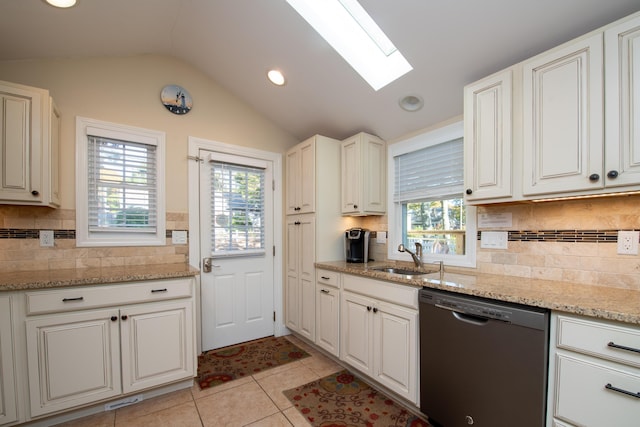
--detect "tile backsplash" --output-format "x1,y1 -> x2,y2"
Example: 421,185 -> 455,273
0,206 -> 188,272
358,194 -> 640,290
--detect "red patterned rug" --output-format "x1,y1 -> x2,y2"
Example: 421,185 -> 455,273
197,335 -> 310,390
284,369 -> 431,427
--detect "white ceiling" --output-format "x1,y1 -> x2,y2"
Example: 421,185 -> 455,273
1,0 -> 639,142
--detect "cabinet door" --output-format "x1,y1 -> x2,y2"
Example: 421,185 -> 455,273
464,69 -> 513,201
0,297 -> 17,425
298,138 -> 316,214
373,302 -> 417,402
522,33 -> 604,196
26,309 -> 121,417
340,291 -> 373,375
341,136 -> 361,214
284,217 -> 300,331
298,215 -> 316,340
120,301 -> 194,393
605,14 -> 640,188
0,85 -> 43,203
285,147 -> 300,215
48,100 -> 61,207
316,285 -> 339,357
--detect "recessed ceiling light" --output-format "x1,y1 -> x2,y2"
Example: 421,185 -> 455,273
45,0 -> 77,8
267,70 -> 286,86
287,0 -> 412,91
399,95 -> 424,112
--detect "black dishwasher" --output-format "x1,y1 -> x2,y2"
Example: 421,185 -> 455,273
419,288 -> 550,427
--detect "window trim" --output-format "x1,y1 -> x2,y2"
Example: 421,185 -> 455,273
387,121 -> 476,268
76,116 -> 166,247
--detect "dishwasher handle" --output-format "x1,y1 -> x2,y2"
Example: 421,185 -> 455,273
435,303 -> 489,326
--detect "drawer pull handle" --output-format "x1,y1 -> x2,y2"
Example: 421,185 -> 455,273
62,297 -> 84,302
320,289 -> 330,294
607,341 -> 640,354
321,276 -> 330,280
151,288 -> 168,293
605,383 -> 640,399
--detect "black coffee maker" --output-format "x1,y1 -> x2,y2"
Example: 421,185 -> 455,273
345,228 -> 370,263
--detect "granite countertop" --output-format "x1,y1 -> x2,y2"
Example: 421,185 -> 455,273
316,260 -> 640,325
0,263 -> 200,291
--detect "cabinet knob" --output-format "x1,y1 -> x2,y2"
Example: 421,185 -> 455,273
31,190 -> 39,196
589,173 -> 600,182
294,221 -> 301,225
121,315 -> 128,321
111,316 -> 118,322
353,205 -> 358,209
372,307 -> 378,313
607,170 -> 619,179
320,289 -> 330,294
465,189 -> 473,195
367,306 -> 372,311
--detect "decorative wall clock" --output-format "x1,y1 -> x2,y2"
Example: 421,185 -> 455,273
160,85 -> 193,115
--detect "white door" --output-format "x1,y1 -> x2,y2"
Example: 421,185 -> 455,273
199,149 -> 275,351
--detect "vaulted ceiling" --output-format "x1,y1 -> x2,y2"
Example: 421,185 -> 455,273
1,0 -> 638,141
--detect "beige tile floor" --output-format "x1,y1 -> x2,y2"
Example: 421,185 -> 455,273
53,336 -> 343,427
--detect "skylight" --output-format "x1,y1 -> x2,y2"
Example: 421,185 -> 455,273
286,0 -> 413,91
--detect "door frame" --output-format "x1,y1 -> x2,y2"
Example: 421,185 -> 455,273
188,136 -> 284,354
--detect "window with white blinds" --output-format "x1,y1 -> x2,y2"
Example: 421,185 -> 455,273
210,161 -> 265,257
76,117 -> 165,247
88,136 -> 157,232
394,137 -> 463,203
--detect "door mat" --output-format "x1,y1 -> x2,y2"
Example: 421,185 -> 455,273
197,335 -> 310,390
283,369 -> 431,427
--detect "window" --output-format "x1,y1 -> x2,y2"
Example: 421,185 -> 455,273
388,121 -> 476,267
76,117 -> 165,247
210,159 -> 266,257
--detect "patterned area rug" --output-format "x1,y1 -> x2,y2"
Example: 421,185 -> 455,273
197,335 -> 310,390
284,369 -> 431,427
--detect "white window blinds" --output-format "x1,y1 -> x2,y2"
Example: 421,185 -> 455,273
210,161 -> 265,257
87,136 -> 158,233
394,137 -> 464,203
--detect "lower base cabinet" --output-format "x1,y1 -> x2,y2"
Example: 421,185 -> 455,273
315,270 -> 340,357
547,313 -> 640,427
0,296 -> 17,426
340,275 -> 418,404
24,278 -> 195,418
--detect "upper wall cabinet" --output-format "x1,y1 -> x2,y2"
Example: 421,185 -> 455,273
341,132 -> 386,216
464,11 -> 640,204
522,33 -> 604,196
286,137 -> 316,215
604,14 -> 640,188
464,69 -> 513,201
0,80 -> 60,207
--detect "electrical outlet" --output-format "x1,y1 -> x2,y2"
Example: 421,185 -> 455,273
617,230 -> 639,255
480,231 -> 508,249
39,230 -> 54,247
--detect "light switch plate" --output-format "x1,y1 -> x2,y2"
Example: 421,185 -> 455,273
172,230 -> 188,245
480,231 -> 508,249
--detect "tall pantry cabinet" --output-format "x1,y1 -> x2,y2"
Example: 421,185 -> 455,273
285,135 -> 347,342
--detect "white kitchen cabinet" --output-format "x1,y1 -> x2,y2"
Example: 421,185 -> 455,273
315,269 -> 340,357
340,274 -> 418,403
547,313 -> 640,427
341,132 -> 386,215
285,214 -> 316,341
284,135 -> 348,342
0,296 -> 17,426
24,278 -> 195,418
604,14 -> 640,188
0,80 -> 60,207
463,68 -> 514,202
522,33 -> 604,196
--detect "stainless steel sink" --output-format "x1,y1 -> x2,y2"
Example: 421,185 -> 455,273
370,266 -> 435,276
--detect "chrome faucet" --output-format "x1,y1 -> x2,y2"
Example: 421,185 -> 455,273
398,243 -> 423,268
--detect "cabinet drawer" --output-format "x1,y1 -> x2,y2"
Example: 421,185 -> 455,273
316,270 -> 340,288
554,353 -> 640,427
342,274 -> 418,309
26,278 -> 193,315
557,315 -> 640,368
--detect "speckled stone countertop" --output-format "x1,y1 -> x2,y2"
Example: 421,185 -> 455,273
316,260 -> 640,325
0,263 -> 199,291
